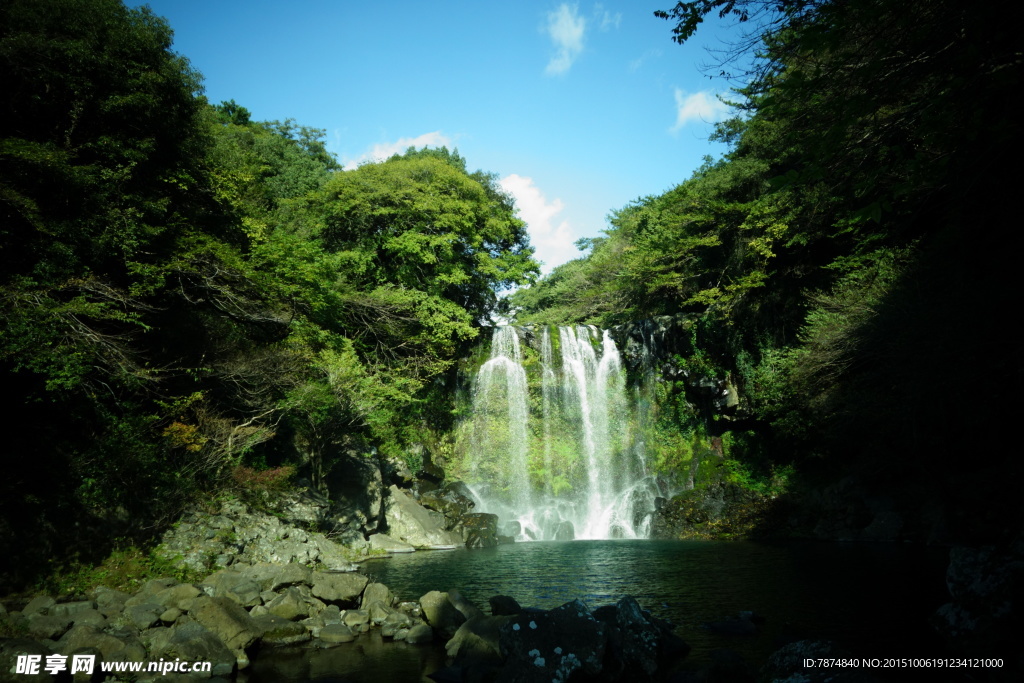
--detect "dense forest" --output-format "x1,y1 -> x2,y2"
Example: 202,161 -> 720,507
513,0 -> 1024,542
0,0 -> 537,588
2,0 -> 1022,596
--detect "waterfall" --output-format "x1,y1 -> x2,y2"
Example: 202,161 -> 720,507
462,325 -> 661,540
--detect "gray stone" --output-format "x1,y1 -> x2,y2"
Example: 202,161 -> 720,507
70,608 -> 107,628
342,609 -> 369,628
405,623 -> 433,644
259,619 -> 311,646
368,532 -> 415,553
224,579 -> 262,608
319,623 -> 356,644
59,624 -> 147,663
497,599 -> 608,683
189,596 -> 262,653
0,638 -> 54,682
147,620 -> 236,677
242,562 -> 313,592
49,600 -> 95,618
125,603 -> 163,630
419,591 -> 466,637
384,485 -> 464,549
21,596 -> 55,616
360,582 -> 393,610
93,587 -> 131,617
381,610 -> 412,637
154,583 -> 202,611
160,607 -> 182,624
310,571 -> 368,604
265,587 -> 308,621
25,613 -> 72,640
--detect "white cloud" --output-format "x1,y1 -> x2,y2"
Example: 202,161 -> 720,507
499,174 -> 578,274
670,89 -> 731,133
595,4 -> 621,31
545,4 -> 586,76
629,48 -> 661,72
342,131 -> 454,170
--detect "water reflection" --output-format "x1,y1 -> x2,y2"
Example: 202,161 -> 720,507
247,540 -> 950,681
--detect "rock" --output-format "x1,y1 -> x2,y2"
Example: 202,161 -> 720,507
342,609 -> 369,629
420,482 -> 476,530
489,595 -> 522,616
595,596 -> 689,678
71,608 -> 107,628
189,596 -> 262,653
264,587 -> 309,621
368,532 -> 415,553
760,640 -> 877,682
319,623 -> 356,644
405,623 -> 433,644
445,613 -> 512,672
243,562 -> 313,592
160,607 -> 182,624
310,571 -> 368,604
58,624 -> 146,663
497,600 -> 608,683
380,610 -> 412,637
361,582 -> 393,610
21,596 -> 55,617
224,580 -> 262,608
461,513 -> 500,549
0,639 -> 53,682
384,485 -> 464,549
154,583 -> 202,610
124,603 -> 163,630
419,591 -> 467,637
259,619 -> 311,646
932,540 -> 1024,670
146,620 -> 236,677
93,587 -> 131,617
326,452 -> 384,534
277,485 -> 331,528
25,613 -> 72,640
553,521 -> 575,541
49,601 -> 95,619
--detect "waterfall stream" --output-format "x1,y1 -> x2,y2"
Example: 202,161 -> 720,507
461,325 -> 662,540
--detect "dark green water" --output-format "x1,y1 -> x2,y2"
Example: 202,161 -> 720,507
247,539 -> 951,682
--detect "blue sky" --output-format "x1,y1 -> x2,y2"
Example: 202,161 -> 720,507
137,1 -> 747,273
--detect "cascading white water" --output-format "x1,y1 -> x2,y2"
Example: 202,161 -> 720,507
464,325 -> 662,540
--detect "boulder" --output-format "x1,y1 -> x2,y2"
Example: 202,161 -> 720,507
25,613 -> 72,640
264,587 -> 309,621
310,571 -> 368,604
461,513 -> 500,549
319,623 -> 356,644
419,482 -> 476,530
146,620 -> 236,677
405,623 -> 433,644
489,595 -> 522,616
368,533 -> 415,554
58,624 -> 146,663
189,596 -> 262,653
360,582 -> 393,610
384,485 -> 464,549
419,591 -> 467,638
497,599 -> 607,683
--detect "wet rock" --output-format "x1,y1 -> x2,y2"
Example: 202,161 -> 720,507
554,521 -> 575,541
406,623 -> 433,644
498,599 -> 608,683
489,595 -> 522,616
258,618 -> 311,646
319,623 -> 356,644
419,591 -> 467,638
461,513 -> 500,549
420,482 -> 476,530
385,485 -> 464,549
342,609 -> 369,629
